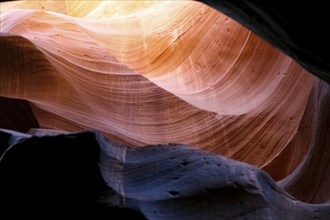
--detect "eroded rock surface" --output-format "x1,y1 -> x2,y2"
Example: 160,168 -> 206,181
1,129 -> 329,219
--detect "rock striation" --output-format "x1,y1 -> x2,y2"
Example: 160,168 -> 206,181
1,0 -> 330,218
0,0 -> 314,170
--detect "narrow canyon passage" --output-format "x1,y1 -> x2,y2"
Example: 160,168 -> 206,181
1,1 -> 330,219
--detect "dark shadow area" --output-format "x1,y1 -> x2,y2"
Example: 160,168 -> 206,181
0,130 -> 146,219
0,96 -> 39,132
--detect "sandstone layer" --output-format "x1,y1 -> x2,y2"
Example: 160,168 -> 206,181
1,0 -> 330,218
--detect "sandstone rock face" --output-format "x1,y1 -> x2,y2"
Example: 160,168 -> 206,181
198,0 -> 330,205
198,0 -> 330,84
1,129 -> 330,219
1,0 -> 330,218
0,0 -> 314,170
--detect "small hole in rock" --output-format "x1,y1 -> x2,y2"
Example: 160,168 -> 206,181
169,191 -> 179,196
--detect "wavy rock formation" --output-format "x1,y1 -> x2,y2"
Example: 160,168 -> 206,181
199,0 -> 330,84
0,1 -> 314,170
1,0 -> 330,218
1,129 -> 330,219
197,0 -> 330,205
279,80 -> 330,204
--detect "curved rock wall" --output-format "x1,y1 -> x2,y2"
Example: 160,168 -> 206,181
1,0 -> 330,217
0,1 -> 314,170
1,129 -> 330,219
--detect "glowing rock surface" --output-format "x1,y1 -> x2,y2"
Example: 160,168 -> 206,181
1,0 -> 330,218
0,1 -> 313,169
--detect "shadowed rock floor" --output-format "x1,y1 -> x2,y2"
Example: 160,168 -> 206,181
1,129 -> 329,219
